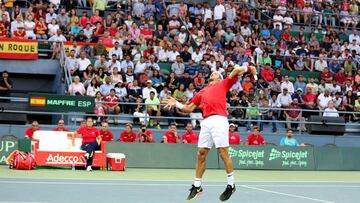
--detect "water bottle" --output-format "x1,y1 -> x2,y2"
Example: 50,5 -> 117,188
72,161 -> 75,171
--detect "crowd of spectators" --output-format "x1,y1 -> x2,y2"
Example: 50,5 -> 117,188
2,0 -> 360,132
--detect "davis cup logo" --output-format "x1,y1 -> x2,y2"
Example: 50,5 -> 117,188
46,154 -> 86,164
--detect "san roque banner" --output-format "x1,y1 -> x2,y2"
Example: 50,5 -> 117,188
227,146 -> 315,170
28,93 -> 94,112
0,38 -> 38,59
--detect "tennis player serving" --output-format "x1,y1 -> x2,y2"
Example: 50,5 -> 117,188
163,65 -> 258,201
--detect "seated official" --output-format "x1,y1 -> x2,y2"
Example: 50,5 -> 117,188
99,122 -> 114,142
119,123 -> 137,142
25,120 -> 41,140
53,119 -> 69,131
163,123 -> 180,144
246,126 -> 266,145
280,129 -> 305,147
228,123 -> 241,145
138,123 -> 154,143
182,123 -> 199,144
75,117 -> 101,172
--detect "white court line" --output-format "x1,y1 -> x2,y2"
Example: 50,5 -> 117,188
1,176 -> 360,184
0,180 -> 358,188
242,185 -> 335,203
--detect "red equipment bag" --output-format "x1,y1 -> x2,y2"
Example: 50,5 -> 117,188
7,150 -> 36,170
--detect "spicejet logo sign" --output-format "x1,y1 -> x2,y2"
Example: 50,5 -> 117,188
46,154 -> 86,164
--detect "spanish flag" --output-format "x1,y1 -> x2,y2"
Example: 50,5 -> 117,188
29,96 -> 46,107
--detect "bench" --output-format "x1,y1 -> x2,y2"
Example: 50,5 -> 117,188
32,131 -> 106,170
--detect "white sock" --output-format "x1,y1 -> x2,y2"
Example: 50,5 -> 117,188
227,172 -> 234,187
194,178 -> 202,187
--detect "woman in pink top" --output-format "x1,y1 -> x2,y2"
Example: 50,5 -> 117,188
129,23 -> 140,40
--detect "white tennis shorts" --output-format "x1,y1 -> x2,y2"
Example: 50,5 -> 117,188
198,115 -> 229,148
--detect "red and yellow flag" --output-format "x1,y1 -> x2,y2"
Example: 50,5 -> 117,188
0,38 -> 38,59
29,96 -> 46,107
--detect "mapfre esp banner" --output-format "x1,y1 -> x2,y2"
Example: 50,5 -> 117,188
0,38 -> 38,59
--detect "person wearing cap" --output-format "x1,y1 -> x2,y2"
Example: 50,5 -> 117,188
138,123 -> 154,143
12,25 -> 26,38
119,123 -> 136,142
292,88 -> 305,107
142,80 -> 157,100
228,123 -> 241,145
284,98 -> 306,132
178,26 -> 188,45
182,123 -> 199,144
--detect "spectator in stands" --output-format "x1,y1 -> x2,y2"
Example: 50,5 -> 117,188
145,91 -> 161,128
119,123 -> 136,142
246,126 -> 266,145
172,56 -> 185,77
103,89 -> 121,121
99,77 -> 114,96
68,76 -> 86,96
53,119 -> 68,131
75,117 -> 101,171
323,101 -> 339,117
343,90 -> 356,121
260,99 -> 277,133
246,100 -> 261,132
294,75 -> 306,93
276,87 -> 292,118
94,91 -> 106,123
138,123 -> 154,143
306,77 -> 319,94
142,80 -> 157,99
355,92 -> 360,114
314,55 -> 328,72
182,123 -> 198,144
318,89 -> 332,111
87,78 -> 100,97
25,120 -> 41,140
281,75 -> 294,94
228,123 -> 241,145
0,71 -> 12,102
280,129 -> 304,147
163,123 -> 180,144
285,98 -> 306,132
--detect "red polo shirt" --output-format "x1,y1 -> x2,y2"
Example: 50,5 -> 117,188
182,131 -> 199,144
164,131 -> 180,144
119,131 -> 136,142
77,127 -> 100,145
246,134 -> 266,145
138,131 -> 154,143
229,132 -> 241,145
53,127 -> 69,132
25,128 -> 41,140
99,130 -> 114,142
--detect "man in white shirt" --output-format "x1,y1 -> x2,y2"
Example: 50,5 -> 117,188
158,46 -> 169,62
76,52 -> 91,76
281,75 -> 295,94
349,29 -> 360,45
314,55 -> 328,72
146,55 -> 160,71
277,88 -> 292,108
203,2 -> 213,22
191,47 -> 203,64
142,80 -> 157,100
48,30 -> 67,42
10,15 -> 24,33
240,25 -> 251,37
317,89 -> 332,111
120,55 -> 134,73
108,42 -> 123,60
273,10 -> 284,30
348,39 -> 360,54
107,54 -> 121,74
168,46 -> 180,63
323,100 -> 339,117
65,49 -> 78,76
171,56 -> 185,77
45,8 -> 57,24
135,57 -> 148,75
213,0 -> 225,22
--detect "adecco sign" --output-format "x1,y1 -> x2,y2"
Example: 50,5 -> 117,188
28,93 -> 94,112
0,135 -> 18,165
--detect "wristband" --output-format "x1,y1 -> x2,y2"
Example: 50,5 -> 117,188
175,101 -> 184,110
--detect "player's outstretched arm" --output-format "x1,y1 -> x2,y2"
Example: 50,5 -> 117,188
163,97 -> 197,113
230,65 -> 258,80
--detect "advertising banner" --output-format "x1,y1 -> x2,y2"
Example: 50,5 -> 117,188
227,146 -> 315,170
0,135 -> 18,165
0,38 -> 38,59
28,93 -> 94,112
